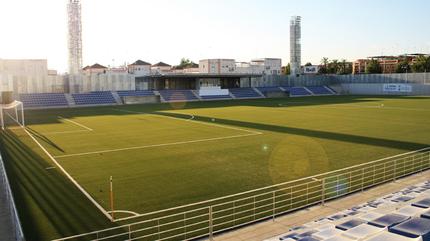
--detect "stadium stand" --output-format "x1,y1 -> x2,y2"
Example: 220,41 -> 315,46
289,87 -> 312,96
265,180 -> 430,241
71,91 -> 117,105
256,87 -> 285,97
229,87 -> 263,98
19,93 -> 68,108
19,86 -> 338,108
158,90 -> 199,102
116,90 -> 155,97
200,95 -> 232,100
307,86 -> 334,95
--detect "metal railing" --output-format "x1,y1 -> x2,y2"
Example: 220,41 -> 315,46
0,152 -> 25,241
54,147 -> 430,241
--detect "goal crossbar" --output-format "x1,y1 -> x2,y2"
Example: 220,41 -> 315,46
0,101 -> 25,130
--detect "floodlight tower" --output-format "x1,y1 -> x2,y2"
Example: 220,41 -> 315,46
290,16 -> 301,76
67,0 -> 83,75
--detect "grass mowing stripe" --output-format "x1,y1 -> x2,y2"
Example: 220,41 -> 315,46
22,127 -> 112,220
53,132 -> 261,158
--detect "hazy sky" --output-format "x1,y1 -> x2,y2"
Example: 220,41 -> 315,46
0,0 -> 429,72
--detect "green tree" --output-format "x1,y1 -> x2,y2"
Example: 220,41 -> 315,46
365,59 -> 382,74
282,64 -> 291,75
178,58 -> 196,68
396,59 -> 411,73
318,57 -> 329,74
338,59 -> 349,75
327,59 -> 339,74
305,62 -> 312,66
411,56 -> 430,73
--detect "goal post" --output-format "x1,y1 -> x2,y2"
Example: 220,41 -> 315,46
0,101 -> 25,130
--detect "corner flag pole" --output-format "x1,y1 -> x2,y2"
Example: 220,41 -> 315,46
110,176 -> 115,221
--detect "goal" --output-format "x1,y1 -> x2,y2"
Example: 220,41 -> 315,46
0,101 -> 25,130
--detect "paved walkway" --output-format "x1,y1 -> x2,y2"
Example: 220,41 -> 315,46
209,170 -> 430,241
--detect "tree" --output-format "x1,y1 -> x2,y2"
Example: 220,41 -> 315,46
365,59 -> 382,74
328,59 -> 339,74
335,59 -> 352,75
318,57 -> 329,74
282,64 -> 291,75
412,56 -> 430,73
305,62 -> 312,66
178,58 -> 196,69
396,59 -> 411,73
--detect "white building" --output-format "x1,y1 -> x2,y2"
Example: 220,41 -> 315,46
128,60 -> 151,76
199,59 -> 236,74
151,62 -> 172,74
250,58 -> 282,75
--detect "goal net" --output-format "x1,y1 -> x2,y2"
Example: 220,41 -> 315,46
0,101 -> 25,130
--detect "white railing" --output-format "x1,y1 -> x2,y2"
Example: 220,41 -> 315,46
0,152 -> 25,241
53,147 -> 430,241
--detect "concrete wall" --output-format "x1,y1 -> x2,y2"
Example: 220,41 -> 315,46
68,73 -> 135,93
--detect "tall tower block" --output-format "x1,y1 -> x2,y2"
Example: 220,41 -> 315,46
67,0 -> 83,75
290,16 -> 301,76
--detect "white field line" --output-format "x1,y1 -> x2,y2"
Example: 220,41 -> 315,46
53,133 -> 259,159
58,116 -> 93,131
11,124 -> 112,220
113,108 -> 262,135
107,210 -> 139,216
43,130 -> 90,135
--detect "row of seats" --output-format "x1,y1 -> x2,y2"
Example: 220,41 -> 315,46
19,93 -> 68,108
72,92 -> 117,105
18,87 -> 337,108
230,88 -> 263,98
200,95 -> 232,100
307,86 -> 334,95
266,180 -> 430,241
257,87 -> 285,97
117,90 -> 155,97
158,90 -> 199,102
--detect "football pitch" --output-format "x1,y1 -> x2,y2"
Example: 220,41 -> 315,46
1,95 -> 430,240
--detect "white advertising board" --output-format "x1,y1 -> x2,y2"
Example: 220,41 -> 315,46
383,84 -> 412,93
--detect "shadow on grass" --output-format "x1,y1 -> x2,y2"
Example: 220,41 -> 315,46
154,112 -> 428,152
0,129 -> 116,241
22,95 -> 429,126
25,126 -> 65,153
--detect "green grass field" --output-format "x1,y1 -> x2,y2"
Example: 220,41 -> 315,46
1,95 -> 430,240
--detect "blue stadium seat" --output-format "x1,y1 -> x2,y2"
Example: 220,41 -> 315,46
117,90 -> 155,97
335,219 -> 366,231
412,198 -> 430,209
306,86 -> 333,95
229,88 -> 262,98
256,87 -> 284,97
389,217 -> 430,239
72,92 -> 116,105
200,95 -> 232,100
158,90 -> 198,102
19,93 -> 68,108
368,214 -> 410,228
289,87 -> 312,96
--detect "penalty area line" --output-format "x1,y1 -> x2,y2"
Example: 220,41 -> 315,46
22,127 -> 112,221
58,116 -> 93,131
53,132 -> 261,159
